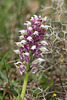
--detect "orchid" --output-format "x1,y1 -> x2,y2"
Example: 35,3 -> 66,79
14,15 -> 50,100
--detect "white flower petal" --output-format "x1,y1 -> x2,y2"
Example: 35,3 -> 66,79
31,17 -> 34,20
41,25 -> 51,30
35,21 -> 38,24
19,35 -> 24,39
34,15 -> 38,20
15,42 -> 23,47
24,21 -> 31,26
21,40 -> 26,44
31,45 -> 36,50
40,41 -> 48,45
13,50 -> 20,54
39,15 -> 42,18
40,47 -> 48,52
37,58 -> 44,62
27,27 -> 33,31
14,61 -> 21,68
27,36 -> 32,41
42,16 -> 47,22
34,58 -> 44,63
24,52 -> 29,56
33,31 -> 38,35
19,30 -> 27,35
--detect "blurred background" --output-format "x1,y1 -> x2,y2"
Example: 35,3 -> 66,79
0,0 -> 67,100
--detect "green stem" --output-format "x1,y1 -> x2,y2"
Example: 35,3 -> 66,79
21,63 -> 30,100
53,97 -> 56,100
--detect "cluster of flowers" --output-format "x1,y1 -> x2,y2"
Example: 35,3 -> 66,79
14,15 -> 50,74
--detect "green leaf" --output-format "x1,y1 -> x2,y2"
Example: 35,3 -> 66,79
38,73 -> 42,81
36,95 -> 39,100
0,92 -> 3,99
5,63 -> 11,72
62,70 -> 67,75
0,71 -> 8,81
16,95 -> 22,100
14,87 -> 19,94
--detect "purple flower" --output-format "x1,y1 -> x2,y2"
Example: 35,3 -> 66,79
24,43 -> 29,50
35,21 -> 41,26
32,25 -> 37,30
19,54 -> 23,61
36,42 -> 42,48
30,45 -> 36,52
33,35 -> 40,41
24,56 -> 30,63
34,49 -> 42,57
27,27 -> 33,35
20,65 -> 26,74
19,47 -> 23,53
31,15 -> 38,23
14,15 -> 49,74
24,35 -> 28,40
33,62 -> 39,66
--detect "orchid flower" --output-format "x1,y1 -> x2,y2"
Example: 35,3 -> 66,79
14,15 -> 50,100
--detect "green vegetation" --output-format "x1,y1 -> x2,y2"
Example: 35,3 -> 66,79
0,0 -> 67,100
